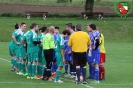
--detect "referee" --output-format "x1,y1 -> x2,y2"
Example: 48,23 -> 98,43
42,26 -> 55,81
68,24 -> 91,84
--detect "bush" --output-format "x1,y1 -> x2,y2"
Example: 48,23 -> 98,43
0,12 -> 25,17
57,0 -> 69,3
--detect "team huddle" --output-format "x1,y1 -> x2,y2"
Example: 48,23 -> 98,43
9,22 -> 106,84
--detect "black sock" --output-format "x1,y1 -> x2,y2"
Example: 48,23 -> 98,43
76,68 -> 80,82
82,68 -> 86,82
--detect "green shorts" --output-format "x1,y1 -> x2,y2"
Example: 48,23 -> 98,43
21,47 -> 27,60
38,48 -> 46,65
16,48 -> 22,58
9,45 -> 16,56
28,52 -> 38,62
55,52 -> 63,66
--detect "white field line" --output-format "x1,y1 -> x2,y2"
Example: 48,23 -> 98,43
0,57 -> 93,88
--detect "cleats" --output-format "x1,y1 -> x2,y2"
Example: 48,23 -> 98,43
55,80 -> 63,83
23,73 -> 28,76
92,80 -> 100,84
82,81 -> 88,84
27,76 -> 31,79
31,76 -> 40,79
16,72 -> 23,75
75,81 -> 80,84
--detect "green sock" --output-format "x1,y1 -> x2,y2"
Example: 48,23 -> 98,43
21,63 -> 26,74
55,69 -> 61,81
11,58 -> 14,69
14,59 -> 17,67
32,64 -> 36,77
37,65 -> 40,76
17,61 -> 21,72
27,64 -> 32,76
42,66 -> 45,75
39,65 -> 42,76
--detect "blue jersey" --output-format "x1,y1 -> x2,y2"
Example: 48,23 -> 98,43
64,30 -> 74,53
53,33 -> 59,43
92,31 -> 100,53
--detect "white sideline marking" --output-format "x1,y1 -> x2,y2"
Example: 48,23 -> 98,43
0,57 -> 93,88
0,57 -> 11,63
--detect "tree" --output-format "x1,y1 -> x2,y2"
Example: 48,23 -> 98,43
85,0 -> 94,12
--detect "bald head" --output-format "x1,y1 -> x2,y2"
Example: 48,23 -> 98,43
48,26 -> 55,34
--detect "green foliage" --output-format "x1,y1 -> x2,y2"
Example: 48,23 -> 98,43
0,12 -> 25,17
57,0 -> 69,3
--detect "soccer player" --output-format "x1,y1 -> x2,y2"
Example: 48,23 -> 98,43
87,24 -> 100,84
86,24 -> 95,79
26,23 -> 41,79
37,27 -> 47,79
51,26 -> 59,77
9,23 -> 19,71
12,23 -> 26,75
99,32 -> 106,80
68,24 -> 91,84
64,23 -> 76,78
42,26 -> 55,81
55,30 -> 71,83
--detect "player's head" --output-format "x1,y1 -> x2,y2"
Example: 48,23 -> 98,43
54,26 -> 59,34
66,23 -> 73,31
49,26 -> 55,34
87,24 -> 96,31
75,24 -> 82,31
20,22 -> 26,31
30,23 -> 38,32
62,30 -> 71,38
14,23 -> 19,30
42,26 -> 47,34
72,26 -> 75,31
39,28 -> 42,33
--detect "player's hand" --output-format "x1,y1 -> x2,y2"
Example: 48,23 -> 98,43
23,44 -> 26,47
92,46 -> 96,49
68,50 -> 72,54
40,40 -> 42,43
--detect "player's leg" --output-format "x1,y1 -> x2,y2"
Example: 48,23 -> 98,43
92,53 -> 100,84
37,49 -> 42,78
27,53 -> 32,79
42,49 -> 53,81
21,47 -> 27,76
99,53 -> 106,80
31,52 -> 39,79
55,52 -> 64,83
16,48 -> 23,75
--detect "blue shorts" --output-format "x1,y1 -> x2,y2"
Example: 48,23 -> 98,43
86,52 -> 93,63
53,50 -> 56,62
65,53 -> 73,61
92,53 -> 100,64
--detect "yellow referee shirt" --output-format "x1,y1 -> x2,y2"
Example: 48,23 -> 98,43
68,31 -> 91,52
99,33 -> 106,53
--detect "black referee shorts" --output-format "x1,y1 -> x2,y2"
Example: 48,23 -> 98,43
73,52 -> 87,67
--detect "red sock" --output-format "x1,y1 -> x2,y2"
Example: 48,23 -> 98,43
99,65 -> 105,80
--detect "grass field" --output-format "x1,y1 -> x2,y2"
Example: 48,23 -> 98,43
0,17 -> 133,42
0,42 -> 133,88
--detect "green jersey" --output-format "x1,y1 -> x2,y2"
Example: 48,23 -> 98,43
55,35 -> 64,52
38,33 -> 45,47
12,29 -> 23,49
26,30 -> 38,53
9,30 -> 17,47
43,33 -> 55,50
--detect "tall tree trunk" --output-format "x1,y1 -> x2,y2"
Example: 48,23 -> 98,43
85,0 -> 94,12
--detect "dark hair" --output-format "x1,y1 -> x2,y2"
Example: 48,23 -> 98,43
62,30 -> 71,35
42,27 -> 47,32
39,28 -> 42,31
72,26 -> 75,31
66,23 -> 73,29
20,22 -> 26,26
14,23 -> 19,29
89,24 -> 96,30
30,23 -> 38,29
55,26 -> 59,30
